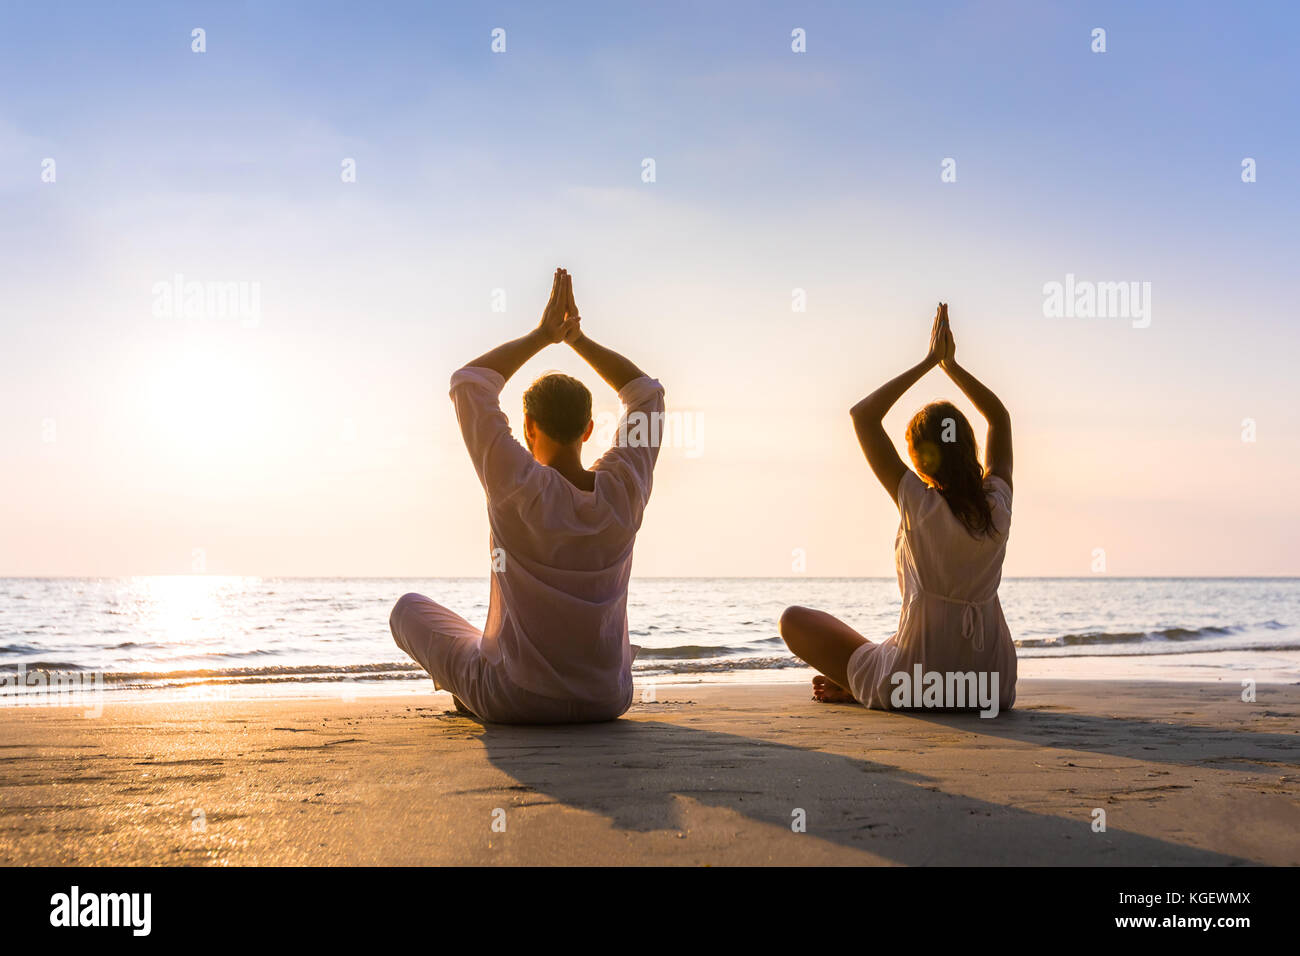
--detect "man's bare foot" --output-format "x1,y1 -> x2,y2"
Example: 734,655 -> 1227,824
812,675 -> 856,703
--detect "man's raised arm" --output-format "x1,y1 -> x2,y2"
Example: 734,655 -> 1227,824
450,268 -> 580,495
464,267 -> 575,381
569,333 -> 646,392
560,272 -> 647,390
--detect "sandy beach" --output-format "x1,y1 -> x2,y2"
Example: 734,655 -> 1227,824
1,679 -> 1297,866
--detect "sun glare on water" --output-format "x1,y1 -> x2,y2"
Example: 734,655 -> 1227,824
128,575 -> 257,657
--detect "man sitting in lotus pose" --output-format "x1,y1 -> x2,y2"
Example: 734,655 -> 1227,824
390,268 -> 665,724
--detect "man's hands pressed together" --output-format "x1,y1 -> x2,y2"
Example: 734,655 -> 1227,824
465,265 -> 646,393
537,268 -> 581,344
562,271 -> 583,345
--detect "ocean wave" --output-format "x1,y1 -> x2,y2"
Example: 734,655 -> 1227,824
633,655 -> 808,674
0,643 -> 41,655
0,654 -> 812,691
635,639 -> 780,660
0,661 -> 420,681
0,660 -> 91,672
1015,622 -> 1288,649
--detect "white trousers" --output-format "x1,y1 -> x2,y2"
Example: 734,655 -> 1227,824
389,592 -> 632,725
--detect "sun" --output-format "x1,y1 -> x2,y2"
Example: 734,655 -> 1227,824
142,338 -> 272,461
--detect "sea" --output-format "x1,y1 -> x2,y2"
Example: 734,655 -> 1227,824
2,577 -> 1298,701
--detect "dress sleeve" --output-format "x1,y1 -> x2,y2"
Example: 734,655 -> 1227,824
984,474 -> 1013,531
448,365 -> 537,502
895,469 -> 929,527
592,376 -> 666,503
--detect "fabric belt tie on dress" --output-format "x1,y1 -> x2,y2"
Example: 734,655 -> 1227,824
918,590 -> 995,652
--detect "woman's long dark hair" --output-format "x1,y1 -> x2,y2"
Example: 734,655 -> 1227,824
905,401 -> 995,536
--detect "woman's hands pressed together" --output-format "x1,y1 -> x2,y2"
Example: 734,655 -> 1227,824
926,301 -> 955,369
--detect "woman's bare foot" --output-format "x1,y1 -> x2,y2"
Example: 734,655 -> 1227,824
812,675 -> 856,703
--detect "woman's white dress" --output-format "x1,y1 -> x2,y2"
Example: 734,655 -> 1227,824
846,470 -> 1017,712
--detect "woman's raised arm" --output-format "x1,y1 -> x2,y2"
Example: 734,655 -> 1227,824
849,305 -> 948,503
938,304 -> 1013,488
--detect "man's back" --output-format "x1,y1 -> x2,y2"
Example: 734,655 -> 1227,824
389,267 -> 663,724
450,365 -> 666,701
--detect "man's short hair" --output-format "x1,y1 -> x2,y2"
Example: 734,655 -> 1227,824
523,372 -> 592,444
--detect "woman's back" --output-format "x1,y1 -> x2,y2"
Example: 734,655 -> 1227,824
897,471 -> 1011,603
847,470 -> 1017,711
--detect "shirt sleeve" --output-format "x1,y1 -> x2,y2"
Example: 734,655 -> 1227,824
592,376 -> 666,503
449,365 -> 537,502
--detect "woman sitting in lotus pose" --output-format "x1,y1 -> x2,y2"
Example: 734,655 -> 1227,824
780,303 -> 1017,713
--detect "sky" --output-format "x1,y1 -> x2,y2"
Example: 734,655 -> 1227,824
1,0 -> 1298,577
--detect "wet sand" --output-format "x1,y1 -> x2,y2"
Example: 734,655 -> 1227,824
1,679 -> 1297,865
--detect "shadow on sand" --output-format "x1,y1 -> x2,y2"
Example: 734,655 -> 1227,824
464,708 -> 1265,865
906,703 -> 1299,774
